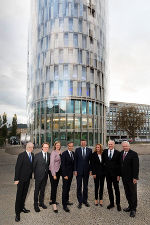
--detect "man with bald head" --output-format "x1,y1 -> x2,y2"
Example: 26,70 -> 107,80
120,141 -> 139,218
102,140 -> 121,211
14,142 -> 34,222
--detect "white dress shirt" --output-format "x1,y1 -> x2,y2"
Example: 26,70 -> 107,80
108,149 -> 114,158
42,151 -> 47,162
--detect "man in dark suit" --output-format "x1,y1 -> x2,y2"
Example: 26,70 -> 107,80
102,140 -> 121,211
14,142 -> 34,222
33,142 -> 50,212
74,140 -> 92,209
61,141 -> 75,212
120,141 -> 139,217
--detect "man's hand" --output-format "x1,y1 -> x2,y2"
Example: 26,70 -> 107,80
53,176 -> 57,180
14,181 -> 19,185
93,175 -> 96,179
117,176 -> 120,181
74,171 -> 77,176
133,179 -> 137,184
64,176 -> 68,180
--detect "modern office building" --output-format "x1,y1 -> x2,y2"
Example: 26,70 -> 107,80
27,0 -> 107,146
107,101 -> 150,142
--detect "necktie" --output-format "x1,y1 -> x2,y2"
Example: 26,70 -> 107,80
82,148 -> 86,159
109,151 -> 112,160
123,152 -> 126,161
70,152 -> 74,160
29,153 -> 32,162
44,153 -> 47,162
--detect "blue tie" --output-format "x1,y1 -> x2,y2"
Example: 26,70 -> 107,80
29,153 -> 32,162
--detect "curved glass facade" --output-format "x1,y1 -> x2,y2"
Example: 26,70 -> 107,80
27,0 -> 107,146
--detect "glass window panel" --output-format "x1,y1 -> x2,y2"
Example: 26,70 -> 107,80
82,35 -> 87,49
46,132 -> 51,144
73,3 -> 78,17
75,117 -> 81,129
59,3 -> 63,17
63,64 -> 69,79
58,80 -> 63,96
67,132 -> 74,142
75,100 -> 81,113
66,100 -> 74,113
82,101 -> 87,114
64,33 -> 68,46
86,51 -> 89,65
73,65 -> 78,79
89,133 -> 93,146
41,134 -> 44,144
53,117 -> 59,129
82,117 -> 87,129
77,82 -> 82,96
54,66 -> 59,80
95,133 -> 98,144
46,66 -> 50,81
46,100 -> 53,114
60,100 -> 66,113
54,99 -> 60,113
53,132 -> 59,144
69,18 -> 73,31
60,117 -> 66,129
41,101 -> 45,114
89,102 -> 92,115
46,116 -> 52,130
41,116 -> 45,130
78,19 -> 82,32
73,33 -> 78,47
50,81 -> 54,96
60,132 -> 66,146
90,68 -> 94,83
86,82 -> 90,97
59,18 -> 64,31
78,49 -> 82,64
59,49 -> 63,63
88,118 -> 93,128
67,117 -> 74,129
68,81 -> 73,95
74,132 -> 81,146
82,66 -> 86,81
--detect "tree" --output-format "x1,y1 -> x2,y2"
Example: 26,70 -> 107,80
11,114 -> 18,136
1,112 -> 7,140
115,106 -> 146,142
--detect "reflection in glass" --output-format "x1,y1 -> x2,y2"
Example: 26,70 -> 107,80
89,133 -> 93,146
46,100 -> 53,114
75,100 -> 81,113
66,100 -> 74,113
82,66 -> 86,81
53,117 -> 59,130
54,65 -> 59,80
75,117 -> 81,129
82,132 -> 87,140
77,82 -> 82,96
82,117 -> 87,129
64,33 -> 68,46
68,81 -> 73,95
58,81 -> 63,96
73,33 -> 78,47
82,101 -> 87,114
74,132 -> 81,146
73,65 -> 78,79
69,18 -> 73,31
46,116 -> 51,130
53,132 -> 59,144
86,82 -> 90,97
60,117 -> 66,129
63,64 -> 69,79
78,19 -> 82,32
60,100 -> 66,113
46,133 -> 51,144
78,49 -> 82,64
50,81 -> 54,96
95,133 -> 98,144
41,134 -> 44,145
67,117 -> 74,129
60,132 -> 66,146
67,132 -> 74,142
41,116 -> 44,130
89,102 -> 92,115
54,99 -> 60,113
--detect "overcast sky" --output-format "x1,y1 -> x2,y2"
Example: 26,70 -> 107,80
0,0 -> 150,123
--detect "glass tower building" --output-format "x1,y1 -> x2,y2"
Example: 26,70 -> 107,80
27,0 -> 107,146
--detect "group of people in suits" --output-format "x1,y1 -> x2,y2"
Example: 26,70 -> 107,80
14,139 -> 139,222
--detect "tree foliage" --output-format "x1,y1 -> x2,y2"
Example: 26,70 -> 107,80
115,106 -> 146,141
11,114 -> 17,136
1,112 -> 7,140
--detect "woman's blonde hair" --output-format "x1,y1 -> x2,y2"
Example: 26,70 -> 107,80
94,144 -> 103,154
53,141 -> 61,150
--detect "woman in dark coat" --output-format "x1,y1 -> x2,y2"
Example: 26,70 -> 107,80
91,144 -> 105,206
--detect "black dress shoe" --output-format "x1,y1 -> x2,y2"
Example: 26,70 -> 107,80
15,215 -> 20,222
84,202 -> 90,207
21,207 -> 30,213
95,203 -> 98,206
63,206 -> 70,212
53,209 -> 58,213
34,206 -> 40,212
39,203 -> 47,209
123,207 -> 131,212
107,204 -> 115,209
100,204 -> 103,207
130,210 -> 136,217
77,203 -> 82,209
117,205 -> 121,211
67,201 -> 73,206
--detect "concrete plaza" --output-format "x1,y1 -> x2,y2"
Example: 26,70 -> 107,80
0,145 -> 150,225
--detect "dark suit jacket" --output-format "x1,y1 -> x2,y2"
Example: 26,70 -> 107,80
61,150 -> 75,178
120,149 -> 139,180
91,152 -> 105,177
33,151 -> 50,181
14,151 -> 34,182
102,149 -> 120,177
74,147 -> 92,176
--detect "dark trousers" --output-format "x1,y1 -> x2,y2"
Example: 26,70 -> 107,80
106,175 -> 120,205
34,175 -> 48,207
122,178 -> 137,211
62,176 -> 73,207
50,170 -> 61,204
76,174 -> 89,204
15,179 -> 30,215
94,175 -> 105,200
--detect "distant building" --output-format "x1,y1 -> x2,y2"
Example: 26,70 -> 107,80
107,101 -> 150,142
27,0 -> 108,146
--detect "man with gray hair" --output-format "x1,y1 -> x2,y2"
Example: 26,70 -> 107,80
119,141 -> 139,218
14,142 -> 34,222
102,140 -> 121,211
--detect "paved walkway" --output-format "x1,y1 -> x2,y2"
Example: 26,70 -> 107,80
0,147 -> 150,225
